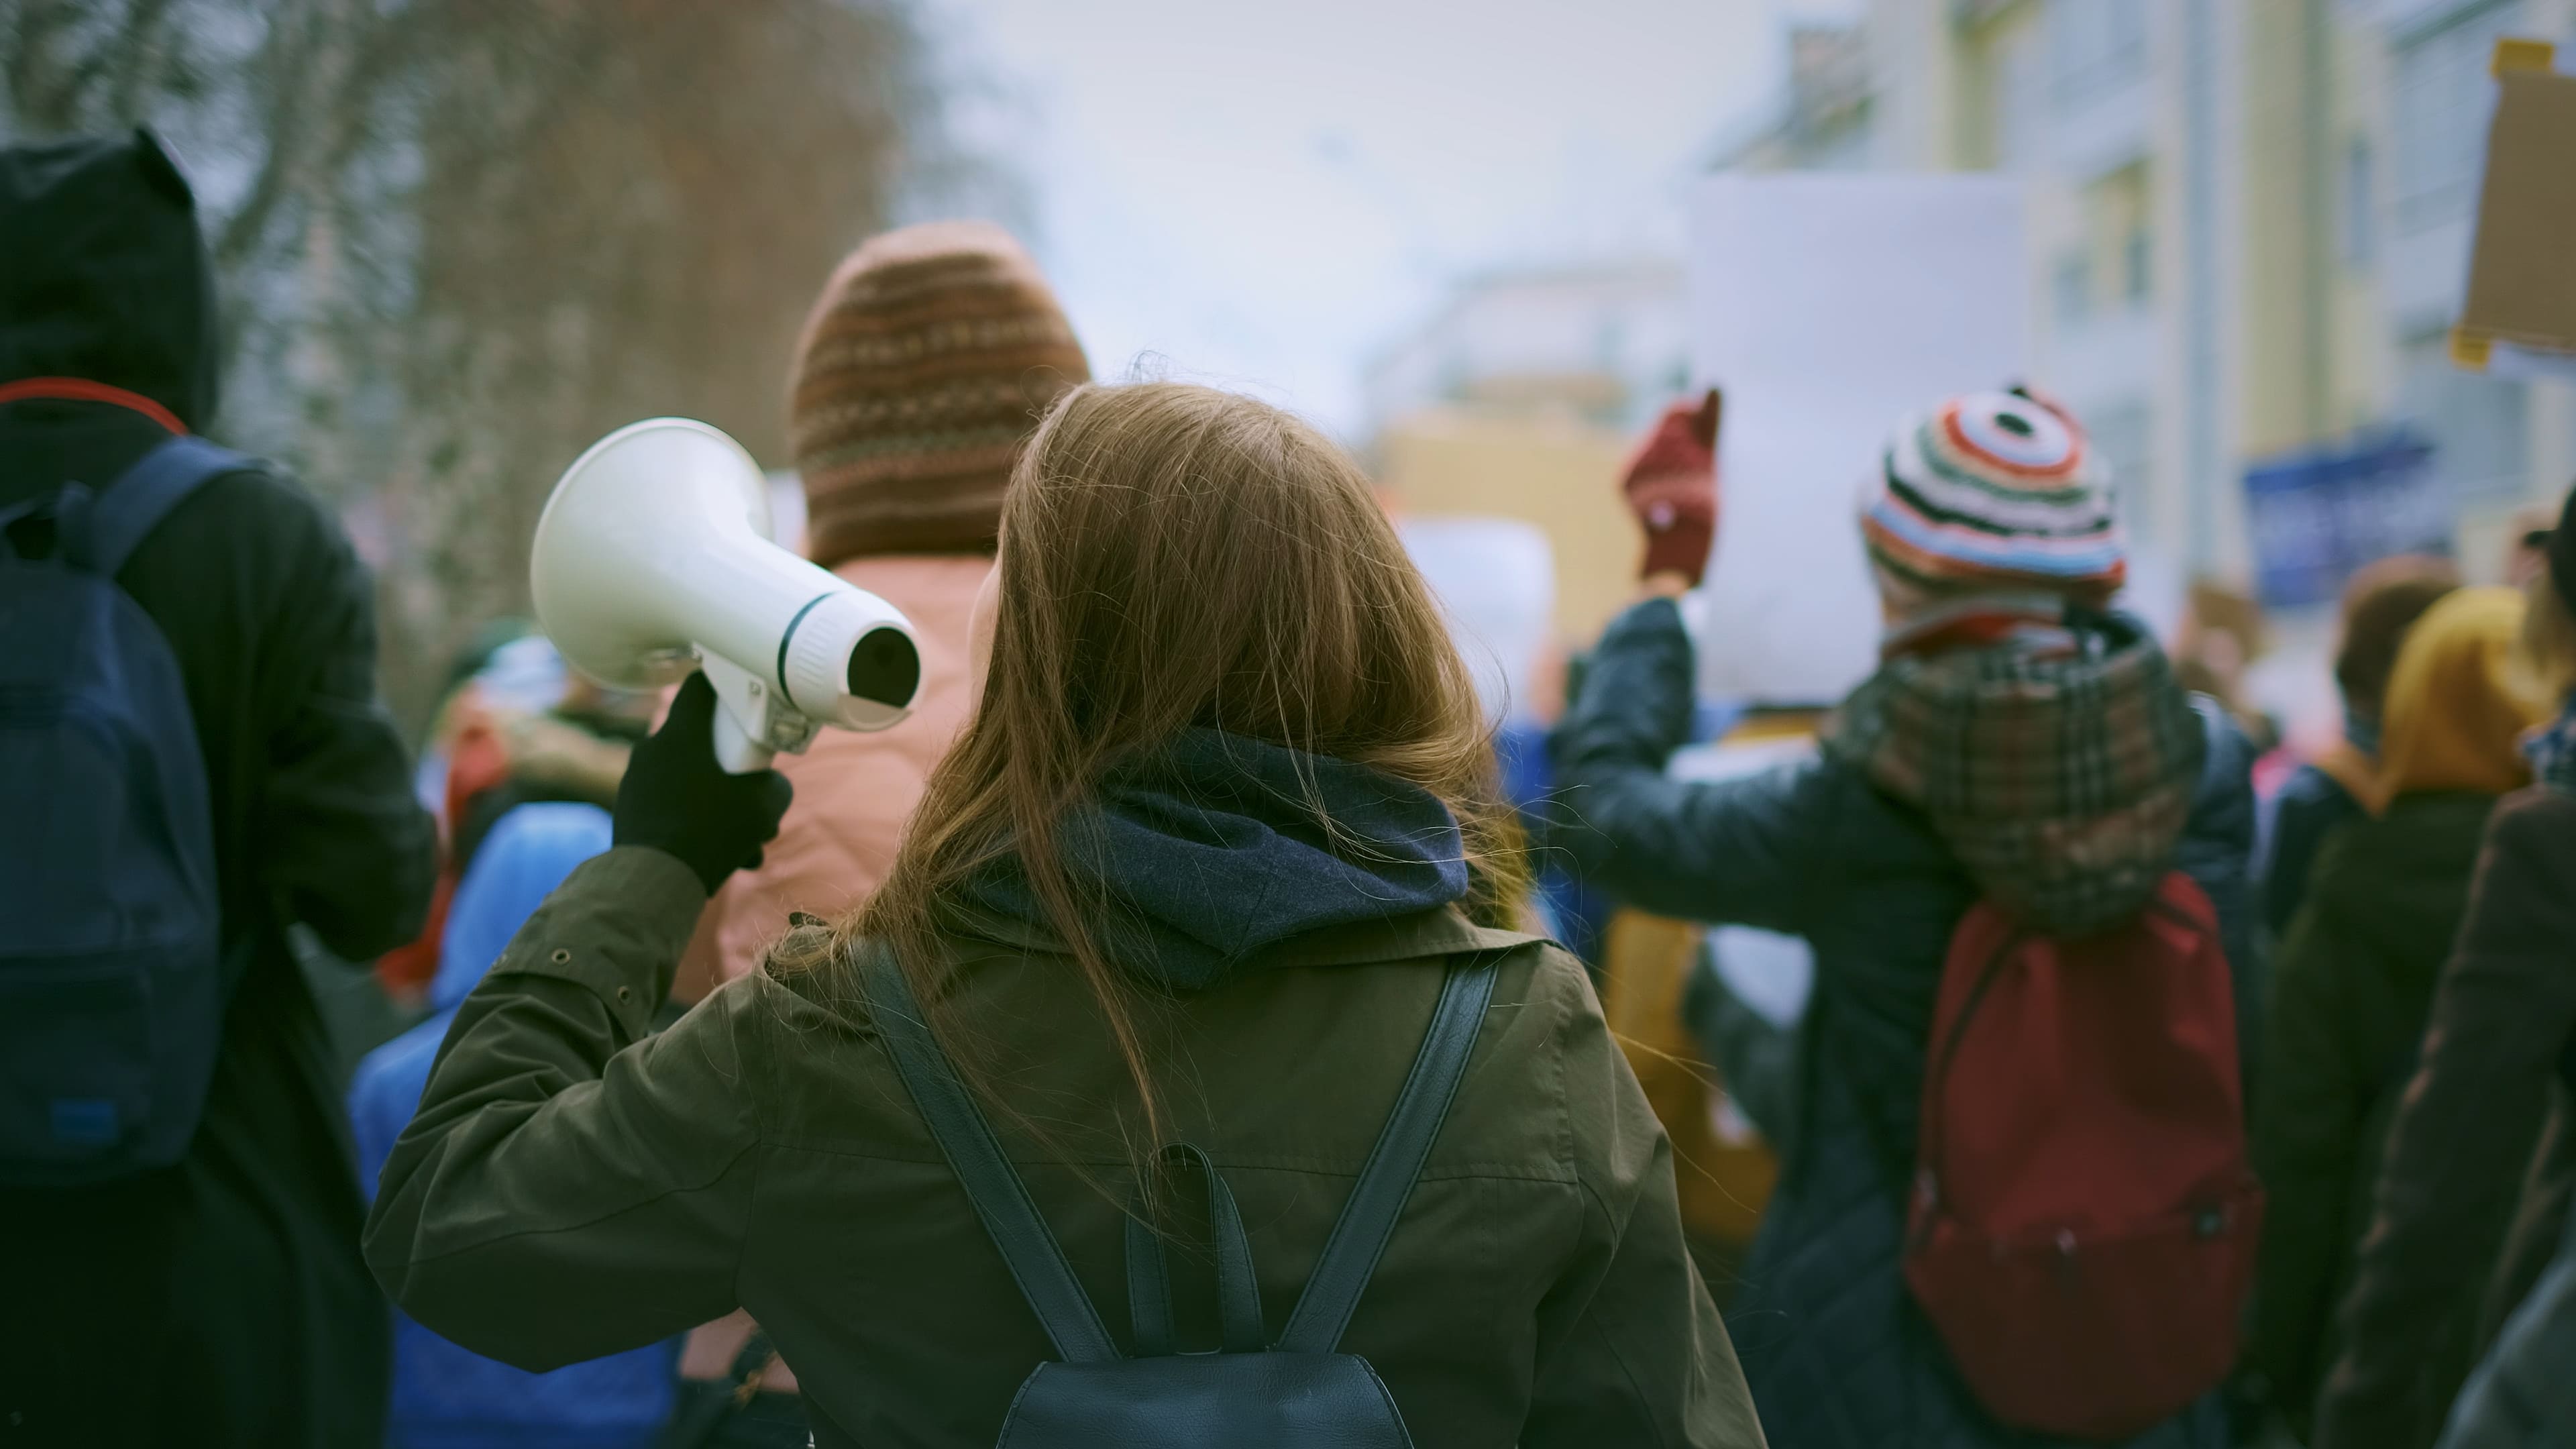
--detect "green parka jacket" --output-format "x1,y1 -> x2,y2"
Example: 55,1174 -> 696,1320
362,847 -> 1764,1448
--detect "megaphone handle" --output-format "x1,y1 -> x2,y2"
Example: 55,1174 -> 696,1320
709,702 -> 776,774
696,653 -> 780,774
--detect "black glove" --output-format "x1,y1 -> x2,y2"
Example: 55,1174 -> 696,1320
612,672 -> 794,895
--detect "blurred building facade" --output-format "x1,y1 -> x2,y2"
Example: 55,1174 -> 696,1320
1362,260 -> 1692,439
1720,0 -> 2576,595
1362,262 -> 1695,651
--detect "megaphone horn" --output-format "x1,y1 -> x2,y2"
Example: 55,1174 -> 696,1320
530,418 -> 922,772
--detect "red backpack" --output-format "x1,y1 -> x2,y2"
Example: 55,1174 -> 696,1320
1904,871 -> 2264,1442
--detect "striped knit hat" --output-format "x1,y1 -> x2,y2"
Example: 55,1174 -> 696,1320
1860,386 -> 2125,614
790,221 -> 1090,568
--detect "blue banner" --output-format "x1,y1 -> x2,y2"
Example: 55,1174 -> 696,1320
2243,429 -> 2449,609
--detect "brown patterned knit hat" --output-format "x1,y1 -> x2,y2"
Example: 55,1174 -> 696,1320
790,221 -> 1089,566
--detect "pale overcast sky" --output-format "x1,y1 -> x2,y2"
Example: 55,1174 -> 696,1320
918,0 -> 1829,439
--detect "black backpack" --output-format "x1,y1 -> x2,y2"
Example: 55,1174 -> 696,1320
1,437 -> 248,1185
869,947 -> 1498,1448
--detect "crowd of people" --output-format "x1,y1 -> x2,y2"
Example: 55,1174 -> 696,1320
6,126 -> 2576,1449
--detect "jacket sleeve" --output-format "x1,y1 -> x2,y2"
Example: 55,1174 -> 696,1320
363,847 -> 759,1371
250,472 -> 435,959
1545,598 -> 1829,933
2247,904 -> 2367,1420
1682,948 -> 1797,1148
2313,791 -> 2576,1449
2259,771 -> 2338,941
1524,956 -> 1769,1448
2179,698 -> 2265,1099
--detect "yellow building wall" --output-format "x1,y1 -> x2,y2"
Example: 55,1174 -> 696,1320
1375,408 -> 1640,647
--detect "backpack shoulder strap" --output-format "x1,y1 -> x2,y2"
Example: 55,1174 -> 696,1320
70,435 -> 255,577
864,944 -> 1120,1364
1277,953 -> 1499,1354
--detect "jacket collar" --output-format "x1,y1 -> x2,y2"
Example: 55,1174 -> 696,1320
944,899 -> 1524,975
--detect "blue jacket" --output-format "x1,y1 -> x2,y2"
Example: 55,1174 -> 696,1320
349,803 -> 680,1449
1550,600 -> 2257,1449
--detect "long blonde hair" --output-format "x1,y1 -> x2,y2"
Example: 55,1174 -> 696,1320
2373,587 -> 2543,803
777,382 -> 1526,1151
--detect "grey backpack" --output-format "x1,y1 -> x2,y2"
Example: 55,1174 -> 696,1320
869,947 -> 1496,1448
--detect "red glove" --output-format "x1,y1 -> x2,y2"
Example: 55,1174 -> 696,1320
1622,388 -> 1721,586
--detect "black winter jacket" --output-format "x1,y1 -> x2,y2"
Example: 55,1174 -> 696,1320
2314,787 -> 2576,1449
0,131 -> 433,1448
2250,792 -> 2516,1439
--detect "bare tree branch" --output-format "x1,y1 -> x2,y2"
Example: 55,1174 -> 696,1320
102,0 -> 177,119
8,0 -> 977,725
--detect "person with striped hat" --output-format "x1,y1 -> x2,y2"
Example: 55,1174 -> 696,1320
1548,384 -> 2261,1449
1857,385 -> 2125,651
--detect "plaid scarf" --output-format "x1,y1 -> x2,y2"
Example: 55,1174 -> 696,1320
2525,692 -> 2576,796
1823,609 -> 2206,938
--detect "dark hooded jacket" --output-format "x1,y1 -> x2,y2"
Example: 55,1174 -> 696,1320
364,729 -> 1766,1447
0,131 -> 433,1446
2249,792 -> 2518,1442
2312,786 -> 2576,1449
1549,598 -> 2257,1449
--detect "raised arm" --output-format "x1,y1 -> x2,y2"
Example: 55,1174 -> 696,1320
1544,596 -> 1831,932
363,848 -> 759,1369
367,673 -> 798,1369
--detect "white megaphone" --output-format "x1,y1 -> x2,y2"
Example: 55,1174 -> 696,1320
531,418 -> 920,772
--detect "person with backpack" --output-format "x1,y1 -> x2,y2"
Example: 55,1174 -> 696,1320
2312,488 -> 2576,1449
364,381 -> 1765,1449
2249,586 -> 2546,1441
0,131 -> 435,1446
1547,386 -> 2260,1449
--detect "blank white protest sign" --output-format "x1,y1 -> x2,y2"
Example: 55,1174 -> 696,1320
1685,174 -> 2032,704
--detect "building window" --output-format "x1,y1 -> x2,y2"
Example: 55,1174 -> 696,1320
2085,398 -> 2155,546
2055,251 -> 2094,326
2080,162 -> 2153,311
2049,0 -> 2149,105
1593,315 -> 1626,372
2341,136 -> 2377,266
2400,328 -> 2528,502
2392,1 -> 2526,233
1436,352 -> 1469,404
1993,30 -> 2045,172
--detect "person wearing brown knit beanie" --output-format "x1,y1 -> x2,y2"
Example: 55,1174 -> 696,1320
791,220 -> 1091,567
672,223 -> 1088,1428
